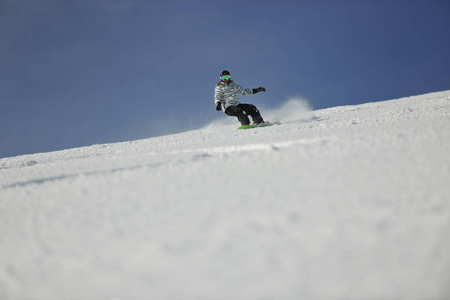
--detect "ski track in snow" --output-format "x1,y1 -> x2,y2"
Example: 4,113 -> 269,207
1,91 -> 450,300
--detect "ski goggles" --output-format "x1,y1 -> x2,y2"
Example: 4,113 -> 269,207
220,75 -> 231,80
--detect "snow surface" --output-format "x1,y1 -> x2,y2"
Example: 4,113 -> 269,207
1,91 -> 450,300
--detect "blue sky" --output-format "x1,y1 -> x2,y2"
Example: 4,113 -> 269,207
1,0 -> 449,158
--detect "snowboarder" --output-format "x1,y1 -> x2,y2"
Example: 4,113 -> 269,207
214,70 -> 266,126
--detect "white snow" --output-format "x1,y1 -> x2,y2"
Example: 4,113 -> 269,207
1,91 -> 450,300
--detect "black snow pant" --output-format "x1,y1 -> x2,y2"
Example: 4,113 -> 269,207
225,104 -> 264,126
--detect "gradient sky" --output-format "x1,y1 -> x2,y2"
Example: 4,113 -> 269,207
1,0 -> 449,158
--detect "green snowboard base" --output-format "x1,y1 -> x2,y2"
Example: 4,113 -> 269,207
238,122 -> 279,130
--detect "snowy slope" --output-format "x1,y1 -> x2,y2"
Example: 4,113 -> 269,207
1,91 -> 450,300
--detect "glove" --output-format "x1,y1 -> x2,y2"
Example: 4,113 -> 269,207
215,102 -> 222,111
252,87 -> 266,94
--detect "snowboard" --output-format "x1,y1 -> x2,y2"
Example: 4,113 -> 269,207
238,122 -> 279,130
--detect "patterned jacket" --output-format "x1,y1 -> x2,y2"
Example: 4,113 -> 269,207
214,80 -> 254,111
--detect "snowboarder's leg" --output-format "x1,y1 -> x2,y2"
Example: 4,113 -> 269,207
225,106 -> 250,125
237,104 -> 264,124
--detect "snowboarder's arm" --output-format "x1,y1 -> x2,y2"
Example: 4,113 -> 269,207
234,83 -> 254,96
235,83 -> 266,95
214,83 -> 223,111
